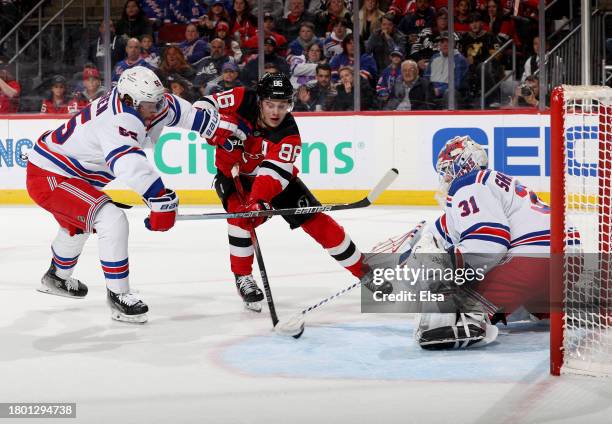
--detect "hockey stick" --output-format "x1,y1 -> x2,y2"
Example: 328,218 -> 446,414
176,168 -> 399,222
231,164 -> 280,329
275,221 -> 426,337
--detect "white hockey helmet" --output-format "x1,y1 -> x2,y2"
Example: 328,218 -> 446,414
117,66 -> 166,112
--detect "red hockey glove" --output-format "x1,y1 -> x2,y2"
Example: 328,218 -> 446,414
200,109 -> 246,149
239,200 -> 272,229
144,189 -> 178,231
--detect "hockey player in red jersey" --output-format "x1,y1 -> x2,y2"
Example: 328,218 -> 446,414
26,66 -> 242,323
196,73 -> 392,310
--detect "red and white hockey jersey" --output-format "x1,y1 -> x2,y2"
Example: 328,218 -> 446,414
432,169 -> 580,270
28,88 -> 207,199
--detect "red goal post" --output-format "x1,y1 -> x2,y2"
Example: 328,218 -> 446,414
550,85 -> 612,377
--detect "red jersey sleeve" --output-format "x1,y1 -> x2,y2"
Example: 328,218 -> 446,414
248,118 -> 302,204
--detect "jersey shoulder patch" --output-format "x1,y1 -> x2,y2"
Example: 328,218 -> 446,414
266,114 -> 300,144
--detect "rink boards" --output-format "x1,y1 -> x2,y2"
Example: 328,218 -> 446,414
0,110 -> 551,205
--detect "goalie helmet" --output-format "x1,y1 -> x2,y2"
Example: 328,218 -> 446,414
117,66 -> 166,112
436,136 -> 488,185
435,136 -> 488,205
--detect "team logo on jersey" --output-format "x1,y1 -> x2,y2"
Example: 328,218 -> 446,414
297,195 -> 310,208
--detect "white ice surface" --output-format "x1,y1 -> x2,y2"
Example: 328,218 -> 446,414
1,206 -> 612,424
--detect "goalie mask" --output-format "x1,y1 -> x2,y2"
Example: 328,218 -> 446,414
435,136 -> 488,203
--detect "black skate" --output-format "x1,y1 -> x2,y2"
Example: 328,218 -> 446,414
107,289 -> 149,324
235,274 -> 264,312
361,269 -> 394,295
37,263 -> 88,298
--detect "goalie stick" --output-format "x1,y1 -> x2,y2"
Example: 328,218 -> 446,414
176,168 -> 399,222
275,221 -> 426,337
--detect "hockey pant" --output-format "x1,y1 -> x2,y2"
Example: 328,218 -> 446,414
215,173 -> 367,278
27,163 -> 131,293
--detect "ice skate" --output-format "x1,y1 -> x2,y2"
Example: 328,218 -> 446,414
107,289 -> 149,323
235,274 -> 264,312
37,263 -> 88,298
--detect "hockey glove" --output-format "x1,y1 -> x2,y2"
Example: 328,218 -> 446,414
144,189 -> 178,231
239,200 -> 272,229
200,108 -> 246,148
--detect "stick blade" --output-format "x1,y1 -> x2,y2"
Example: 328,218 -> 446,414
366,168 -> 399,204
275,313 -> 305,338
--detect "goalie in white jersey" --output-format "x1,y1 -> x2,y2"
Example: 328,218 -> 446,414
409,135 -> 579,349
26,66 -> 242,323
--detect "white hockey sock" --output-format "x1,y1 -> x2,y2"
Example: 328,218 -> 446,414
51,227 -> 89,280
93,203 -> 130,294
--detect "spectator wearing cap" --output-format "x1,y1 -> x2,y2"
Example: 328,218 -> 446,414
141,34 -> 161,68
278,0 -> 316,41
385,59 -> 436,110
288,22 -> 320,56
214,21 -> 243,61
242,14 -> 288,58
240,37 -> 289,88
329,65 -> 378,111
230,0 -> 257,42
0,57 -> 20,113
359,0 -> 384,42
115,0 -> 152,40
193,38 -> 237,96
423,31 -> 469,101
398,0 -> 435,45
461,12 -> 496,69
209,62 -> 243,94
323,18 -> 350,60
288,42 -> 326,88
315,0 -> 352,38
70,66 -> 106,112
454,0 -> 472,33
365,13 -> 407,74
376,48 -> 403,104
412,8 -> 460,63
168,73 -> 197,102
249,0 -> 284,20
330,34 -> 378,84
112,38 -> 152,82
198,0 -> 231,40
41,75 -> 72,114
180,23 -> 210,65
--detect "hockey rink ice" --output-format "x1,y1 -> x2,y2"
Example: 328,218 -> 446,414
2,205 -> 612,424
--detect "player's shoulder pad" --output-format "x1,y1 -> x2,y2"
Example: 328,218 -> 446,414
448,169 -> 491,197
265,114 -> 300,144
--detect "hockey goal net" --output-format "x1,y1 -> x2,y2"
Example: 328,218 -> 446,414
551,85 -> 612,376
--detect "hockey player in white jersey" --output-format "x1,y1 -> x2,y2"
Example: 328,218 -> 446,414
408,135 -> 579,349
26,66 -> 242,323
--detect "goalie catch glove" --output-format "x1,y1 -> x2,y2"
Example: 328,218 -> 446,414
144,189 -> 178,231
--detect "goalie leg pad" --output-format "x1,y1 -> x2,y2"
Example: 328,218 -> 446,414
415,312 -> 498,350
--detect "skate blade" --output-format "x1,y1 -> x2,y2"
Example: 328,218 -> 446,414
110,310 -> 148,324
36,285 -> 85,299
244,301 -> 262,313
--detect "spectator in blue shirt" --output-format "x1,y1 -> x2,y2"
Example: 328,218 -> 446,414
423,31 -> 468,100
112,37 -> 152,82
288,22 -> 320,56
179,23 -> 210,64
329,34 -> 378,84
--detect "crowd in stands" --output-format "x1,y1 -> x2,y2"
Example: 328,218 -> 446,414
1,0 -> 562,114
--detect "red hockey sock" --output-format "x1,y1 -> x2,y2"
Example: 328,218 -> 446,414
227,194 -> 254,276
301,213 -> 366,278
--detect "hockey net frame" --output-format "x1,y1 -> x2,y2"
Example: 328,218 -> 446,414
550,85 -> 612,377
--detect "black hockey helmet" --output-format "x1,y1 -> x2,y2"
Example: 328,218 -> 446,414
257,72 -> 294,102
